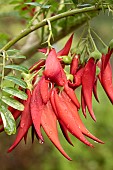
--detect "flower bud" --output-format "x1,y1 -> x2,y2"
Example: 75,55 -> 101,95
62,55 -> 72,64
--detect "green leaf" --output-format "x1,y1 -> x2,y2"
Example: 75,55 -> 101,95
7,49 -> 26,59
25,2 -> 51,8
1,96 -> 24,111
4,65 -> 29,74
4,76 -> 27,89
8,55 -> 26,59
2,87 -> 28,100
7,49 -> 20,55
77,4 -> 92,8
0,105 -> 16,135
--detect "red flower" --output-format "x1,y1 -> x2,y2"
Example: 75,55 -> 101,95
8,89 -> 32,152
44,48 -> 66,86
0,34 -> 108,160
97,49 -> 113,103
81,58 -> 96,121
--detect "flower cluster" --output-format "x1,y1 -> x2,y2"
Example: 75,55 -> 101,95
0,34 -> 113,160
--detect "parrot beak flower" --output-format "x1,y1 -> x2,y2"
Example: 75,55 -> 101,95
0,34 -> 108,161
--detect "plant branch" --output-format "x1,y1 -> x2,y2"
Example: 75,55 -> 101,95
0,4 -> 108,51
1,21 -> 86,76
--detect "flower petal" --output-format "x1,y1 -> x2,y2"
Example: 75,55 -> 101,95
64,83 -> 80,109
61,91 -> 104,144
54,89 -> 93,147
82,58 -> 96,121
59,122 -> 73,146
81,88 -> 87,118
30,78 -> 44,142
40,76 -> 50,104
8,89 -> 32,152
44,49 -> 66,86
93,77 -> 99,103
41,101 -> 72,160
99,55 -> 113,104
57,34 -> 73,56
70,54 -> 79,75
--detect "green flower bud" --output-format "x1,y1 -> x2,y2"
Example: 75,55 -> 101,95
62,55 -> 72,64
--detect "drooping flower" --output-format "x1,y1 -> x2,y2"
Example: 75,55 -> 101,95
97,49 -> 113,103
8,89 -> 32,152
0,34 -> 109,160
81,57 -> 96,121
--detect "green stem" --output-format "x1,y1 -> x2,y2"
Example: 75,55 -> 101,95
91,29 -> 107,48
88,27 -> 97,51
1,51 -> 6,89
29,60 -> 45,73
46,19 -> 53,48
76,27 -> 86,48
0,4 -> 108,51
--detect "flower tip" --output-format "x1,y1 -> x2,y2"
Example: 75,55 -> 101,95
7,147 -> 13,153
82,112 -> 87,119
67,139 -> 74,146
64,154 -> 72,161
93,116 -> 96,122
89,110 -> 96,122
94,140 -> 105,144
85,141 -> 94,148
70,142 -> 74,147
7,141 -> 19,153
91,144 -> 95,148
39,139 -> 44,144
38,48 -> 47,53
70,33 -> 74,39
68,157 -> 72,161
102,141 -> 105,144
96,138 -> 104,144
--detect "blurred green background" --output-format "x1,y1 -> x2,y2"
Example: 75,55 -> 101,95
0,1 -> 113,170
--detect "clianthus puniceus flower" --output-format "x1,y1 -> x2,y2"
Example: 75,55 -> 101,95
0,34 -> 113,160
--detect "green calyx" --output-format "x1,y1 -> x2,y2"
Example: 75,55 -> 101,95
96,66 -> 100,76
62,55 -> 72,65
101,47 -> 108,55
21,72 -> 32,80
66,73 -> 74,82
90,50 -> 102,60
21,72 -> 33,90
109,39 -> 113,50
